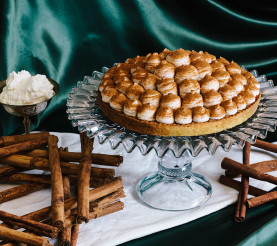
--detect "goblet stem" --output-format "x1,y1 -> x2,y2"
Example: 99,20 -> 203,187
23,116 -> 31,134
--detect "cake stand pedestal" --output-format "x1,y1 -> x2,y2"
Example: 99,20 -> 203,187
67,66 -> 277,211
136,150 -> 212,210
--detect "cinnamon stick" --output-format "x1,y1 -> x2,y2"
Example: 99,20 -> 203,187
234,142 -> 251,222
0,183 -> 49,204
0,138 -> 48,158
221,157 -> 277,185
0,173 -> 120,189
0,173 -> 51,184
0,155 -> 115,178
0,132 -> 49,147
48,135 -> 64,231
226,159 -> 277,178
253,139 -> 277,153
23,178 -> 123,222
70,188 -> 125,214
70,224 -> 80,246
219,175 -> 276,198
67,201 -> 124,225
58,176 -> 71,246
89,201 -> 124,219
69,176 -> 121,188
63,176 -> 71,200
0,225 -> 52,246
247,190 -> 277,208
94,188 -> 125,208
0,166 -> 21,176
248,159 -> 277,173
77,133 -> 94,224
58,219 -> 72,246
25,149 -> 123,167
0,210 -> 58,238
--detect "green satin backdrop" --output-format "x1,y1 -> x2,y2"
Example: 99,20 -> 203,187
0,0 -> 277,245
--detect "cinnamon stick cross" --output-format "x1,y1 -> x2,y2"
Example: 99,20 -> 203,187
221,139 -> 277,222
0,132 -> 125,245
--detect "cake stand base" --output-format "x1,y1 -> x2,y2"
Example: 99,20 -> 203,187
136,152 -> 212,211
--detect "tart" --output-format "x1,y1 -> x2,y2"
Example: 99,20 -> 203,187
97,49 -> 261,136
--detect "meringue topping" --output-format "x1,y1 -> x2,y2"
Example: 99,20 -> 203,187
160,93 -> 181,109
109,93 -> 128,111
182,92 -> 203,109
115,69 -> 131,78
239,91 -> 255,105
227,79 -> 244,93
140,73 -> 161,90
221,99 -> 238,115
126,83 -> 145,100
200,51 -> 216,63
212,70 -> 231,87
101,87 -> 119,103
116,63 -> 131,71
210,60 -> 226,72
231,73 -> 247,85
146,52 -> 161,66
115,77 -> 133,93
140,89 -> 162,107
131,67 -> 149,84
203,90 -> 223,107
217,57 -> 230,65
154,60 -> 175,79
137,103 -> 157,121
233,94 -> 247,111
191,60 -> 212,80
99,79 -> 114,92
199,75 -> 219,93
190,50 -> 204,63
132,55 -> 145,64
218,84 -> 237,101
156,107 -> 174,124
174,106 -> 192,124
179,79 -> 200,97
159,48 -> 171,60
166,48 -> 191,67
241,70 -> 255,80
104,67 -> 118,78
123,99 -> 142,117
210,105 -> 226,120
247,77 -> 261,89
192,106 -> 210,123
157,79 -> 178,95
145,52 -> 162,72
225,61 -> 241,75
245,84 -> 260,97
175,65 -> 198,83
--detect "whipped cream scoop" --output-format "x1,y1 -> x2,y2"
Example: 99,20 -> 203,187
0,70 -> 54,105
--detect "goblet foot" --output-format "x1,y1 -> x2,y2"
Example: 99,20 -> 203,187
136,152 -> 212,211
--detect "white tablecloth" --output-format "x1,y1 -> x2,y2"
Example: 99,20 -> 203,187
0,132 -> 276,246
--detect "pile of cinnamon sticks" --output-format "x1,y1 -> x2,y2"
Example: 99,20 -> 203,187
0,132 -> 125,246
220,139 -> 277,222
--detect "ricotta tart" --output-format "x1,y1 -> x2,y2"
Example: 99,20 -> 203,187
97,49 -> 260,136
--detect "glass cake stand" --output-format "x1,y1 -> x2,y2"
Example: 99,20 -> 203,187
66,66 -> 277,211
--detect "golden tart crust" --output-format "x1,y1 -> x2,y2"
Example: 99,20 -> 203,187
98,49 -> 261,136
